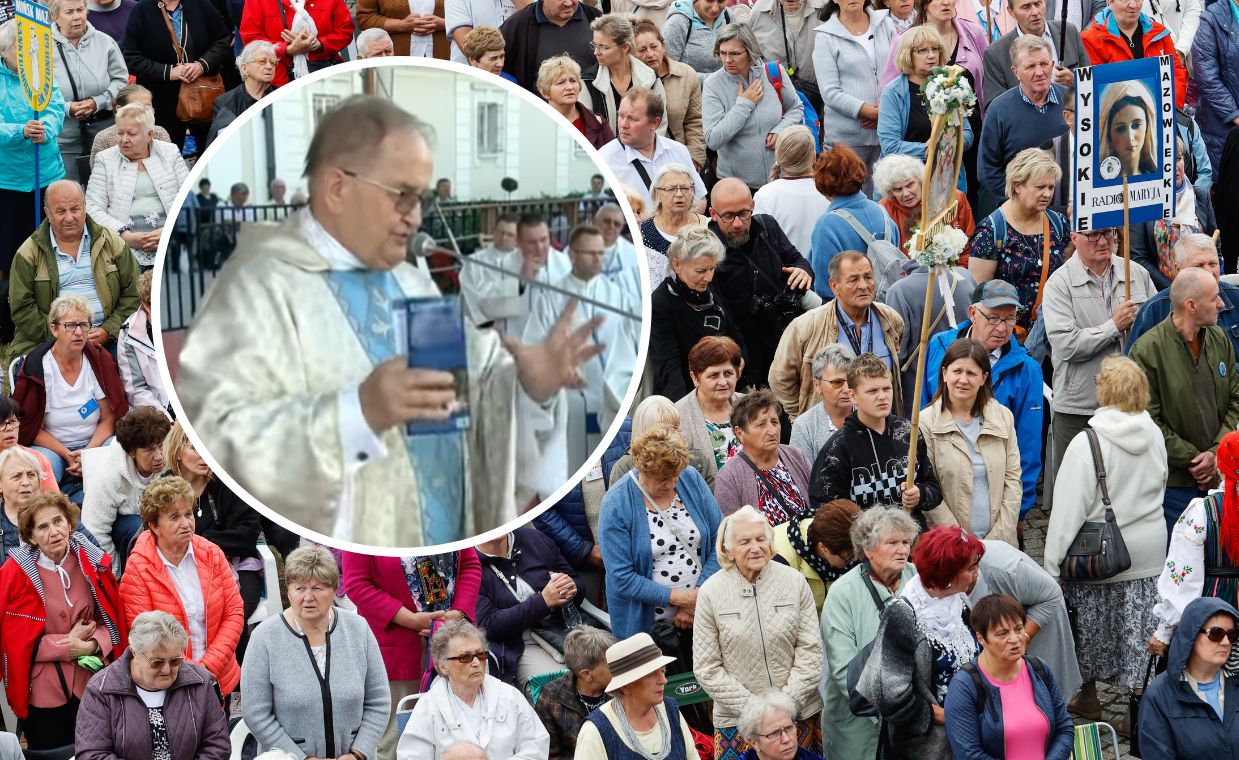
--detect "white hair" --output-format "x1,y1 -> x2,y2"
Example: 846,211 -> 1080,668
0,20 -> 16,55
115,102 -> 156,133
737,691 -> 798,744
129,610 -> 189,657
872,154 -> 925,198
1174,232 -> 1217,268
237,39 -> 276,70
356,27 -> 393,57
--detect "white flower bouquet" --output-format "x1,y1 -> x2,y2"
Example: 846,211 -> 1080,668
914,225 -> 968,270
920,67 -> 977,127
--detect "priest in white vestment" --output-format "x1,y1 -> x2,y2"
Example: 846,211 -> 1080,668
459,214 -> 571,335
593,202 -> 643,294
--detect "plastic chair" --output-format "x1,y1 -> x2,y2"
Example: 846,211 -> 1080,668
1072,721 -> 1120,760
228,715 -> 257,760
523,669 -> 569,706
247,544 -> 281,625
579,599 -> 611,630
7,355 -> 24,397
395,692 -> 423,735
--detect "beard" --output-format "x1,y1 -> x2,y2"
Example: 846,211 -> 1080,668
722,227 -> 751,248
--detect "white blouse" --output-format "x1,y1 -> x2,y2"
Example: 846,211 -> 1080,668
1152,492 -> 1216,643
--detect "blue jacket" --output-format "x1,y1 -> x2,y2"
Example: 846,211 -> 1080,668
534,417 -> 632,566
1192,1 -> 1239,172
598,466 -> 722,638
1138,597 -> 1239,760
943,655 -> 1075,760
1179,112 -> 1214,192
809,192 -> 899,300
877,74 -> 974,192
1127,282 -> 1239,358
922,320 -> 1044,517
0,65 -> 66,192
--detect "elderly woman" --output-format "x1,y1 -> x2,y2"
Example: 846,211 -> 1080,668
119,476 -> 245,696
753,126 -> 830,258
1044,355 -> 1168,720
943,594 -> 1074,760
538,55 -> 615,150
714,390 -> 812,523
919,339 -> 1021,546
80,405 -> 171,561
120,0 -> 232,153
676,335 -> 744,484
736,691 -> 827,760
966,147 -> 1070,335
789,344 -> 855,463
599,424 -> 722,645
75,611 -> 229,759
239,0 -> 353,88
85,102 -> 189,268
809,144 -> 900,299
462,27 -> 515,82
651,225 -> 746,399
662,0 -> 733,79
640,165 -> 709,255
695,506 -> 824,757
118,271 -> 171,417
13,295 -> 128,488
611,395 -> 714,488
0,422 -> 59,535
88,84 -> 171,168
1139,597 -> 1239,758
206,40 -> 276,150
164,421 -> 263,657
1131,139 -> 1217,290
50,0 -> 127,180
874,154 -> 975,255
634,19 -> 706,168
242,546 -> 389,759
475,526 -> 586,686
702,23 -> 804,191
584,14 -> 668,136
821,507 -> 919,760
773,498 -> 860,613
856,525 -> 985,760
749,0 -> 825,110
0,491 -> 123,750
812,0 -> 897,192
534,626 -> 618,760
398,619 -> 549,758
573,632 -> 698,759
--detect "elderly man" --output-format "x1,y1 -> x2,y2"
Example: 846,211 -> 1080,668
461,212 -> 571,333
1131,267 -> 1239,531
981,0 -> 1087,105
592,203 -> 640,293
921,279 -> 1045,529
710,177 -> 815,394
771,251 -> 899,420
534,626 -> 616,760
977,36 -> 1070,207
597,89 -> 705,213
176,95 -> 600,547
8,179 -> 140,360
356,27 -> 395,57
1043,226 -> 1156,487
1127,234 -> 1239,356
499,0 -> 600,92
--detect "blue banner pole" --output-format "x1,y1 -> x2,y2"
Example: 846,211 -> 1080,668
33,108 -> 42,228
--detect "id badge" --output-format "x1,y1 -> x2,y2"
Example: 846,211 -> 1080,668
78,398 -> 100,419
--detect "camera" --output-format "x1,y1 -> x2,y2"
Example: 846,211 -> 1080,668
750,288 -> 804,323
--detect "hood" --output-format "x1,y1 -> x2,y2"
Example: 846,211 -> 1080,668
671,0 -> 722,29
1086,407 -> 1158,455
1092,7 -> 1171,43
51,22 -> 99,44
1166,597 -> 1239,678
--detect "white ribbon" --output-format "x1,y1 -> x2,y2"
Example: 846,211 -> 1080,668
934,265 -> 963,329
288,0 -> 318,80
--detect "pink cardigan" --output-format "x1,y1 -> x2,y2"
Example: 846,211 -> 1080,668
341,550 -> 481,682
880,17 -> 990,105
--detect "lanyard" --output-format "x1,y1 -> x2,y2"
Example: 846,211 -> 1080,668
778,3 -> 798,76
837,301 -> 873,356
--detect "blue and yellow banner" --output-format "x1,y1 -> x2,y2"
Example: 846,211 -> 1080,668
14,0 -> 53,112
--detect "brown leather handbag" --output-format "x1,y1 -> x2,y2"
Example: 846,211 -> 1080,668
159,5 -> 224,123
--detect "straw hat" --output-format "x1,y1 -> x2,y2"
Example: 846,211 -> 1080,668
603,633 -> 677,693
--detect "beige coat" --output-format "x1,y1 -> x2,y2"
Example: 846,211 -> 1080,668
662,58 -> 706,168
769,300 -> 904,420
919,398 -> 1021,547
693,560 -> 824,727
748,0 -> 825,88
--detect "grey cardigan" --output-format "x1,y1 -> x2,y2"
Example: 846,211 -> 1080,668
811,9 -> 896,149
713,443 -> 813,517
51,24 -> 128,151
675,389 -> 744,485
241,609 -> 391,760
662,7 -> 728,83
702,62 -> 804,189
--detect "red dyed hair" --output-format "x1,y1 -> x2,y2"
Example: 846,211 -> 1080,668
814,144 -> 868,197
687,335 -> 743,377
912,525 -> 986,590
1216,431 -> 1239,562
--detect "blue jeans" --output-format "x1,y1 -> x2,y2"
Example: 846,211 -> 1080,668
111,514 -> 143,569
1163,486 -> 1205,536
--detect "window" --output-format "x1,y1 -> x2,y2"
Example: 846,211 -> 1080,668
477,102 -> 504,157
312,94 -> 341,127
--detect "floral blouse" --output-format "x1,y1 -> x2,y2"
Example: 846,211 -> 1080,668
1152,491 -> 1237,643
966,209 -> 1070,332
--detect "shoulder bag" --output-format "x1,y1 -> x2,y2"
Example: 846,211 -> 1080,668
54,41 -> 115,154
1059,427 -> 1132,581
159,6 -> 224,124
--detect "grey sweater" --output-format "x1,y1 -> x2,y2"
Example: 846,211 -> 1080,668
51,24 -> 128,152
811,9 -> 896,149
702,63 -> 804,189
241,609 -> 391,760
661,0 -> 730,83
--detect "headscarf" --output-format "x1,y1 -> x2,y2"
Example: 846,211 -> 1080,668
1215,431 -> 1239,562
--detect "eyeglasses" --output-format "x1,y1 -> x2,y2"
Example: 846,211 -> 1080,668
715,209 -> 753,224
657,185 -> 694,195
341,170 -> 423,214
136,651 -> 185,670
717,49 -> 748,59
0,420 -> 18,431
54,321 -> 89,333
1199,626 -> 1239,644
815,377 -> 847,389
1080,229 -> 1118,243
912,46 -> 938,56
446,650 -> 489,664
974,309 -> 1018,327
758,725 -> 797,742
588,41 -> 617,53
248,57 -> 277,66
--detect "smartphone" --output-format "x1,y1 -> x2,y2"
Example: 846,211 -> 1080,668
398,295 -> 471,436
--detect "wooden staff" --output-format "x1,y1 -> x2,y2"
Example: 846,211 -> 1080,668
1123,176 -> 1131,301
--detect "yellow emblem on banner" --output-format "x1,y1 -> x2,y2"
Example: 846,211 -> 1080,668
15,0 -> 54,112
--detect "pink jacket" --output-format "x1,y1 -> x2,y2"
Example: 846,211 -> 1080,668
881,17 -> 990,105
953,0 -> 1015,43
341,550 -> 481,682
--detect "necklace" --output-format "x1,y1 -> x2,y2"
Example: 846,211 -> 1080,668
615,699 -> 671,760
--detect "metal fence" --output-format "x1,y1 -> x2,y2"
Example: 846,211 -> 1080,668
160,196 -> 609,331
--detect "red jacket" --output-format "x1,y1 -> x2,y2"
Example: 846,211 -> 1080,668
341,549 -> 481,682
1081,8 -> 1187,109
119,532 -> 245,694
239,0 -> 355,88
0,538 -> 125,718
13,340 -> 129,448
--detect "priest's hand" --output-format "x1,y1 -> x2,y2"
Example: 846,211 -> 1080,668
359,358 -> 460,433
502,300 -> 605,404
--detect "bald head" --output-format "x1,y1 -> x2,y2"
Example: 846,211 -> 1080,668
711,178 -> 752,208
441,742 -> 488,760
45,179 -> 85,206
1171,267 -> 1215,311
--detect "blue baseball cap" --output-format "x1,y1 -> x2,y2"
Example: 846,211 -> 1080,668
972,280 -> 1020,309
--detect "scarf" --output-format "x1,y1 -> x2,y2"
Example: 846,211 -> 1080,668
287,0 -> 318,80
785,516 -> 854,583
667,277 -> 714,308
900,574 -> 978,668
1215,431 -> 1239,563
37,548 -> 76,609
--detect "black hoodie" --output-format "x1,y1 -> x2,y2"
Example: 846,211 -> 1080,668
808,412 -> 942,522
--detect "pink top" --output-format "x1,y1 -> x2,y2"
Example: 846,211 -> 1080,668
981,659 -> 1050,760
31,553 -> 113,708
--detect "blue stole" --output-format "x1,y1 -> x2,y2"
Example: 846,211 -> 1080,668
323,269 -> 466,545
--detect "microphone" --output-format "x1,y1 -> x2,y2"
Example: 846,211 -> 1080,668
406,218 -> 641,322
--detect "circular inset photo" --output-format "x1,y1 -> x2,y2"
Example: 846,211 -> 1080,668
156,59 -> 647,551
